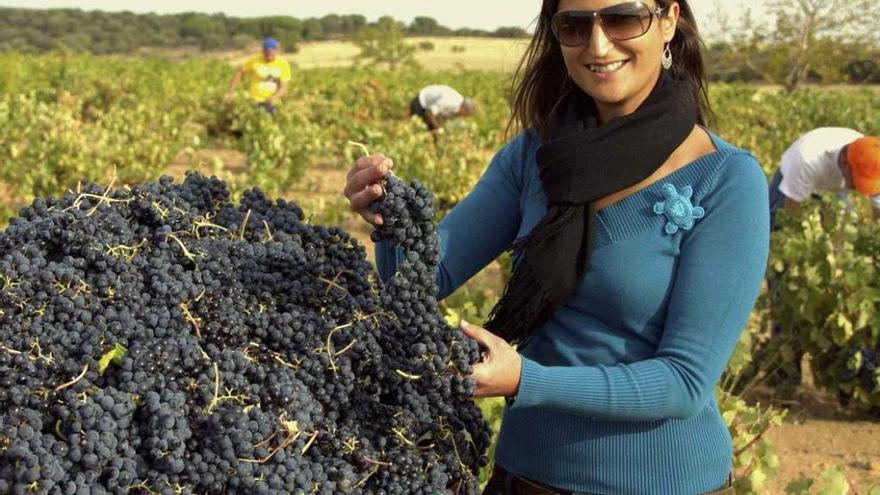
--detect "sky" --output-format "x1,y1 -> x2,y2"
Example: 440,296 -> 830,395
0,0 -> 768,37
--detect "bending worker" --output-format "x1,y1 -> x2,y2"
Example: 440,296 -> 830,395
407,84 -> 476,133
769,128 -> 880,226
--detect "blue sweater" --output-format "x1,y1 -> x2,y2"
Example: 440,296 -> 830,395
375,131 -> 769,494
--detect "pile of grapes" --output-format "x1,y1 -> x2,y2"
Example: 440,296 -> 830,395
0,173 -> 490,494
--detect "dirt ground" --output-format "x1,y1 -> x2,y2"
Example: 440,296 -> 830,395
747,383 -> 880,493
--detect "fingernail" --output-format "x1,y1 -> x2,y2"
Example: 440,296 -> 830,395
460,319 -> 469,326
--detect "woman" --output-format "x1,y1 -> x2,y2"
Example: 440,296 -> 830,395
344,0 -> 768,493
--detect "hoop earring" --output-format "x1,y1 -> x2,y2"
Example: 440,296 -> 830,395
662,43 -> 673,70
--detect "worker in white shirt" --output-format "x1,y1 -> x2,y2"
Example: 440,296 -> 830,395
766,130 -> 878,395
769,128 -> 880,228
407,85 -> 476,133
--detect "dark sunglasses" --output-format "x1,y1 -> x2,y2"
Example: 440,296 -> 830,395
551,2 -> 667,47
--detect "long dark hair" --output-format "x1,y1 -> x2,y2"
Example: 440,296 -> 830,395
508,0 -> 711,139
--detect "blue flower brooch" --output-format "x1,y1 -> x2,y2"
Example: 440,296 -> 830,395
653,184 -> 705,235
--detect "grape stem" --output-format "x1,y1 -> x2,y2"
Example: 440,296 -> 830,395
87,177 -> 117,215
179,301 -> 202,338
238,209 -> 252,240
106,239 -> 147,262
441,430 -> 470,476
65,177 -> 134,216
203,362 -> 248,414
54,420 -> 68,442
392,427 -> 416,447
318,271 -> 351,300
362,456 -> 392,467
348,140 -> 371,158
354,467 -> 380,489
55,363 -> 89,392
0,345 -> 22,355
239,414 -> 302,464
326,322 -> 354,373
272,352 -> 301,371
301,430 -> 319,454
262,219 -> 274,241
192,221 -> 228,239
395,369 -> 422,380
164,233 -> 199,265
126,480 -> 159,495
252,431 -> 279,450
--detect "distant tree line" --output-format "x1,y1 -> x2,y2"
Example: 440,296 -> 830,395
706,40 -> 880,86
0,8 -> 530,54
3,4 -> 876,86
705,0 -> 880,88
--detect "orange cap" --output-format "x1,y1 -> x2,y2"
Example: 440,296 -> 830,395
848,136 -> 880,196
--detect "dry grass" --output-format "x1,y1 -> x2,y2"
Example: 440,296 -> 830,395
225,37 -> 531,72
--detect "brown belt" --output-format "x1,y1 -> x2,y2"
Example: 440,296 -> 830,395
484,465 -> 736,495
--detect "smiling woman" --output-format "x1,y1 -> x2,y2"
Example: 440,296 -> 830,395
556,1 -> 680,121
510,0 -> 710,136
343,0 -> 769,494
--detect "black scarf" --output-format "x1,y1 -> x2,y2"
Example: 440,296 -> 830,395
485,75 -> 697,344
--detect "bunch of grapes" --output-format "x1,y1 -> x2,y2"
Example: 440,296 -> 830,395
0,173 -> 490,494
840,347 -> 880,394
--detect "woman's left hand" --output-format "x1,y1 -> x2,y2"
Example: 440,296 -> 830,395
459,320 -> 522,399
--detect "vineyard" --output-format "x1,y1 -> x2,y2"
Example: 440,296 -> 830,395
1,51 -> 880,493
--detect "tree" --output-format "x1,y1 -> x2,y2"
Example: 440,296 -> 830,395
253,16 -> 302,50
320,14 -> 344,37
179,14 -> 229,50
301,18 -> 324,40
845,57 -> 880,83
341,15 -> 367,34
353,17 -> 417,70
717,0 -> 880,91
408,16 -> 448,36
493,26 -> 530,38
770,0 -> 880,91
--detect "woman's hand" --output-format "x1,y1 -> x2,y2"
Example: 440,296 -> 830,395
343,154 -> 394,227
459,320 -> 522,399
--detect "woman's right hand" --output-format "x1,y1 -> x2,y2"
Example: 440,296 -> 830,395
344,153 -> 394,227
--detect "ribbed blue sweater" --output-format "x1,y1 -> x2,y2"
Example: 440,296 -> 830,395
375,130 -> 769,494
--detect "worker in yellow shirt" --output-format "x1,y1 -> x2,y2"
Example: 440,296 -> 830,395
225,38 -> 292,114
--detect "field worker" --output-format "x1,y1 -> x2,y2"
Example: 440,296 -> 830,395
769,128 -> 880,227
347,0 -> 767,493
407,84 -> 476,133
225,37 -> 291,114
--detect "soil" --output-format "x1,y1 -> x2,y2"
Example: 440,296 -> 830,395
745,383 -> 880,494
0,181 -> 13,206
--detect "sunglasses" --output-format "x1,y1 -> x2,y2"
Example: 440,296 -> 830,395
551,2 -> 667,47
